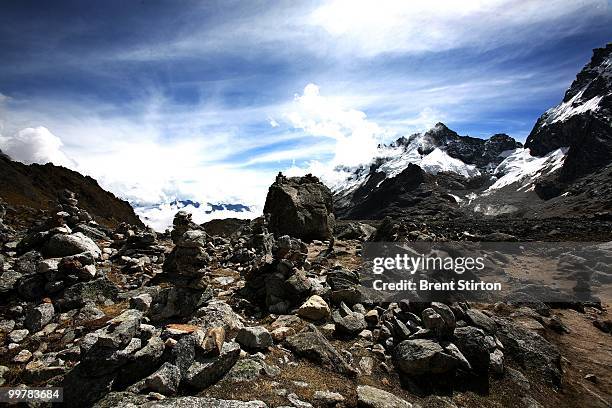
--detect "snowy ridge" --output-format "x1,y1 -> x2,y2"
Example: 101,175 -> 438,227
135,200 -> 259,231
542,87 -> 604,125
486,147 -> 567,192
330,121 -> 573,218
331,129 -> 482,197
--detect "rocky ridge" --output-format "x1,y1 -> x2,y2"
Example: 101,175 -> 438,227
0,152 -> 143,228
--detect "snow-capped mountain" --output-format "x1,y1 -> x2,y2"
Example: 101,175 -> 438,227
525,43 -> 612,180
332,43 -> 612,220
332,123 -> 532,218
134,199 -> 256,231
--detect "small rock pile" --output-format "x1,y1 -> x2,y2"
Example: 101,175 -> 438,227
0,198 -> 10,244
4,192 -> 106,301
112,224 -> 166,275
243,235 -> 315,314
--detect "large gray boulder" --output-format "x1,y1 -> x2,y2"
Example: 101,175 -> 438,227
393,339 -> 466,376
183,341 -> 241,390
235,326 -> 272,351
357,385 -> 412,408
284,324 -> 357,377
493,317 -> 561,385
42,232 -> 102,259
263,173 -> 335,241
24,302 -> 55,332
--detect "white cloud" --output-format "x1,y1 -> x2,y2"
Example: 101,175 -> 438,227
0,126 -> 74,167
309,0 -> 608,56
286,83 -> 391,167
268,117 -> 279,127
102,0 -> 607,64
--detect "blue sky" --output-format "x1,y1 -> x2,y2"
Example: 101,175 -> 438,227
0,0 -> 610,208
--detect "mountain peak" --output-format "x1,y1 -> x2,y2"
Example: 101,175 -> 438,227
430,122 -> 452,133
525,42 -> 611,178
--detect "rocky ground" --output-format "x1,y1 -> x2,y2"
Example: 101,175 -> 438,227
0,184 -> 611,408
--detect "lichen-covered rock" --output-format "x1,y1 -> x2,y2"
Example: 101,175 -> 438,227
284,324 -> 357,377
183,341 -> 241,390
144,362 -> 181,395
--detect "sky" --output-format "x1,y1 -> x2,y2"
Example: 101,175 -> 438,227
0,0 -> 611,215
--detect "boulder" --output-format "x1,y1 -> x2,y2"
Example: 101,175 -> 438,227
144,362 -> 181,395
15,251 -> 43,274
150,287 -> 212,321
189,300 -> 244,332
394,339 -> 465,376
263,173 -> 335,240
24,302 -> 55,332
284,325 -> 357,376
42,232 -> 101,259
357,385 -> 412,408
0,270 -> 22,294
493,317 -> 561,385
332,310 -> 367,336
16,273 -> 46,299
464,309 -> 496,333
422,302 -> 456,338
9,328 -> 29,343
235,326 -> 273,351
453,326 -> 494,373
95,309 -> 142,349
297,295 -> 331,320
184,341 -> 241,390
129,293 -> 153,312
59,278 -> 119,310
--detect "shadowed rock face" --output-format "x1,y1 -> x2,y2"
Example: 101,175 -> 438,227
263,173 -> 335,241
418,123 -> 522,168
335,164 -> 465,220
525,44 -> 612,180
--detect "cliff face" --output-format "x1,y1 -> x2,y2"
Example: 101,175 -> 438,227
0,151 -> 143,228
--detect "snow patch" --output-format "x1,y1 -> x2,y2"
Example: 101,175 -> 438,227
486,147 -> 567,192
543,87 -> 603,125
420,148 -> 480,178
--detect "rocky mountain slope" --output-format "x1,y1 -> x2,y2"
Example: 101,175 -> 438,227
333,43 -> 612,221
0,150 -> 143,228
0,176 -> 610,408
525,43 -> 612,180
